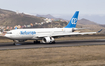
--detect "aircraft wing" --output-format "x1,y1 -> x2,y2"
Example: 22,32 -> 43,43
52,32 -> 96,37
37,32 -> 96,37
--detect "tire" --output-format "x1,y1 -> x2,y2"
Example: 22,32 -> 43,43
34,41 -> 40,44
13,43 -> 16,45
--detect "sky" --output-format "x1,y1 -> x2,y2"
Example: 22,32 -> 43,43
0,0 -> 105,24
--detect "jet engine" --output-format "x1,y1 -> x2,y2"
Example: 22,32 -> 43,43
42,37 -> 55,43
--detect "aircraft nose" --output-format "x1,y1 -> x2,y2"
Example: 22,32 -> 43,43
4,34 -> 10,38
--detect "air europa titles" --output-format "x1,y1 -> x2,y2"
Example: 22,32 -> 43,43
20,31 -> 36,35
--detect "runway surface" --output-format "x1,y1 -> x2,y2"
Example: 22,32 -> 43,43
0,39 -> 105,50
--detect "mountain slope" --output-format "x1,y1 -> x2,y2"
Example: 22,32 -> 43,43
0,9 -> 44,26
76,19 -> 105,33
77,18 -> 97,25
36,14 -> 55,19
0,8 -> 16,14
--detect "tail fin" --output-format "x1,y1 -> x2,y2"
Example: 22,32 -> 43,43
65,11 -> 79,28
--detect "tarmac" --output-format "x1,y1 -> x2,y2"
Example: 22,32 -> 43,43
0,39 -> 105,50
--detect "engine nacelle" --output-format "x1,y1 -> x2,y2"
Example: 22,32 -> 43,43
42,37 -> 55,43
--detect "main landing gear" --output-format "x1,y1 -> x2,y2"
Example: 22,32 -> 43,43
13,43 -> 16,45
51,41 -> 55,44
34,40 -> 40,44
13,40 -> 24,45
13,40 -> 19,45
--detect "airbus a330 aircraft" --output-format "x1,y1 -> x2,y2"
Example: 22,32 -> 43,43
4,11 -> 96,45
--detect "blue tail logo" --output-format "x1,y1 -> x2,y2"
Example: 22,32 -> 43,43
65,11 -> 79,28
71,18 -> 77,24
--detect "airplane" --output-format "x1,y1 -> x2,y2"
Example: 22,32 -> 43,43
4,11 -> 96,45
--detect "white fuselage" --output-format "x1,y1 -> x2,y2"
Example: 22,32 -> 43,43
5,28 -> 72,40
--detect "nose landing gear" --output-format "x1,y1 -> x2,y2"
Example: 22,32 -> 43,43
13,40 -> 23,45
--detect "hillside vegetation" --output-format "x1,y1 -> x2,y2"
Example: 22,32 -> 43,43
0,9 -> 44,26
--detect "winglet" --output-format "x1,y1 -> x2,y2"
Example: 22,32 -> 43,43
65,11 -> 79,28
98,29 -> 103,33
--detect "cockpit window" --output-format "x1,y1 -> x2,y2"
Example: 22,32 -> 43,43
7,32 -> 12,34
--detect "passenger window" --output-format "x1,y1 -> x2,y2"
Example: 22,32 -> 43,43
7,32 -> 12,34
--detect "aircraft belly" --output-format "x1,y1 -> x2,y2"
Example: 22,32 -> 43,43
36,33 -> 51,37
10,35 -> 33,40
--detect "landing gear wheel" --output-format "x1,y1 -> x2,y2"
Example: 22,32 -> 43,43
49,41 -> 55,44
34,41 -> 36,44
38,41 -> 40,43
13,43 -> 16,45
52,41 -> 55,44
13,40 -> 17,45
34,40 -> 40,44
